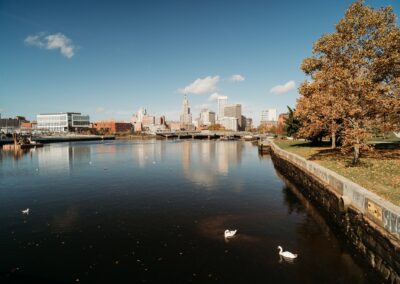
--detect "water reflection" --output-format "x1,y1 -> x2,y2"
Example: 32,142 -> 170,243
37,144 -> 91,174
0,148 -> 34,161
0,141 -> 380,283
181,141 -> 243,187
277,170 -> 371,283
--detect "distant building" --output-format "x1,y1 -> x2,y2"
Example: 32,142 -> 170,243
223,104 -> 242,130
217,96 -> 228,120
219,117 -> 238,131
132,107 -> 166,133
146,124 -> 167,134
179,95 -> 193,129
137,107 -> 147,123
245,117 -> 253,131
261,109 -> 277,122
37,112 -> 90,132
155,116 -> 166,125
93,121 -> 132,133
198,108 -> 216,127
134,122 -> 143,132
131,107 -> 148,132
0,116 -> 28,133
20,121 -> 36,130
142,115 -> 155,126
277,113 -> 289,135
168,121 -> 182,131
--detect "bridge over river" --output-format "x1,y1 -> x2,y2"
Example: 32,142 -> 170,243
155,130 -> 258,140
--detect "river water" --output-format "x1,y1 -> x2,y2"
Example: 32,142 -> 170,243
0,140 -> 379,283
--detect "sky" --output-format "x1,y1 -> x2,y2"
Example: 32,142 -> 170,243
1,0 -> 399,124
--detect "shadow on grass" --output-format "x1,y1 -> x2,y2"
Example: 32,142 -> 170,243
307,146 -> 400,166
308,148 -> 343,162
284,141 -> 332,148
372,141 -> 400,150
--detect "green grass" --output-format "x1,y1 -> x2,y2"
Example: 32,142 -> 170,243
274,139 -> 400,206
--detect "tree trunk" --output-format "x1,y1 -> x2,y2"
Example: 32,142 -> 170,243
353,144 -> 360,165
331,130 -> 336,149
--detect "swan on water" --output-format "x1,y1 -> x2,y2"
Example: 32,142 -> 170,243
224,229 -> 237,239
21,208 -> 30,215
277,246 -> 298,259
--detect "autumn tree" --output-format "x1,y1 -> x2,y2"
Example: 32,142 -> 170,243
297,0 -> 400,163
208,124 -> 225,131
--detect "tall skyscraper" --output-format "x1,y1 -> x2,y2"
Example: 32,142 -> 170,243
137,107 -> 147,122
224,104 -> 242,128
217,96 -> 228,120
223,104 -> 242,120
199,108 -> 216,126
180,95 -> 192,127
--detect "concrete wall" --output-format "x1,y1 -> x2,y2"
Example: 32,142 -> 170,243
270,141 -> 400,239
268,141 -> 400,282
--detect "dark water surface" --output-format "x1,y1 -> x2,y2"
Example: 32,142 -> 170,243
0,140 -> 379,283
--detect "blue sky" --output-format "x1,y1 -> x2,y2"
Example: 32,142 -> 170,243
1,0 -> 399,124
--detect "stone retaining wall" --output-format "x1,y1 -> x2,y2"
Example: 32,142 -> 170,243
268,141 -> 400,282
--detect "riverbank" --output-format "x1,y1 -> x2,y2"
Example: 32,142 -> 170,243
0,135 -> 115,146
115,134 -> 158,140
268,140 -> 400,282
274,140 -> 400,206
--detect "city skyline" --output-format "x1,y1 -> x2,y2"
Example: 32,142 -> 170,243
1,0 -> 399,124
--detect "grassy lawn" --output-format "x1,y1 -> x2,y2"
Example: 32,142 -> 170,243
274,139 -> 400,206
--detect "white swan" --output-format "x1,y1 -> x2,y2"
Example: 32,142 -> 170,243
224,229 -> 237,239
277,246 -> 298,259
21,208 -> 30,215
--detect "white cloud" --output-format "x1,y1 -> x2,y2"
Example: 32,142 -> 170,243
229,74 -> 245,82
208,92 -> 221,102
270,80 -> 296,94
25,33 -> 46,47
179,76 -> 220,95
25,32 -> 76,58
96,107 -> 106,114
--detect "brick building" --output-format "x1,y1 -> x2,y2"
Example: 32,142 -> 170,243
277,113 -> 289,135
93,121 -> 132,133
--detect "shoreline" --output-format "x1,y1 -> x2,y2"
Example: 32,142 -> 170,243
266,140 -> 400,282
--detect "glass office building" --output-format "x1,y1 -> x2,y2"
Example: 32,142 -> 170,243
37,112 -> 90,132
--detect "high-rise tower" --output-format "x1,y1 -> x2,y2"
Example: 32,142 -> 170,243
217,96 -> 228,120
180,95 -> 192,127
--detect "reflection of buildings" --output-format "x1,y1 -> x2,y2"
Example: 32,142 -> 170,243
181,141 -> 243,186
216,142 -> 242,175
134,141 -> 167,168
38,144 -> 91,173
